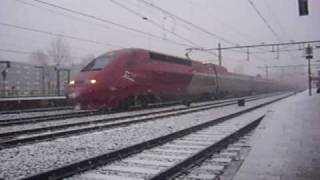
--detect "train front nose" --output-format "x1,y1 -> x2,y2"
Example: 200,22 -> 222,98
67,53 -> 116,109
67,84 -> 85,105
67,76 -> 102,109
67,88 -> 81,101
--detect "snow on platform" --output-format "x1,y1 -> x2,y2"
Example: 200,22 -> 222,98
234,90 -> 320,180
0,96 -> 65,102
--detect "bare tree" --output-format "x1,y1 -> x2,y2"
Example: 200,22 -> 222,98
30,49 -> 49,66
47,36 -> 71,67
29,49 -> 51,95
47,36 -> 71,95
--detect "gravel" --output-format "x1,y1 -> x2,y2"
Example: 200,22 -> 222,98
0,110 -> 81,121
0,99 -> 227,134
0,94 -> 289,179
0,104 -> 189,134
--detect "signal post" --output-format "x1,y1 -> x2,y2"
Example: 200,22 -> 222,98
305,45 -> 313,96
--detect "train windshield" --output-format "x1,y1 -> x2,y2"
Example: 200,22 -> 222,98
81,56 -> 113,71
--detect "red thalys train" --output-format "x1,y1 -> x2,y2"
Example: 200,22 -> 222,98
67,48 -> 290,110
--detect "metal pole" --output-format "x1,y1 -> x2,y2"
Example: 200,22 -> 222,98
35,66 -> 45,96
266,65 -> 269,93
308,58 -> 312,96
1,71 -> 4,97
1,69 -> 6,97
265,65 -> 269,80
294,67 -> 298,91
67,70 -> 70,83
280,68 -> 284,82
56,67 -> 60,96
205,40 -> 320,51
41,68 -> 45,96
305,44 -> 313,96
0,62 -> 10,97
218,43 -> 222,66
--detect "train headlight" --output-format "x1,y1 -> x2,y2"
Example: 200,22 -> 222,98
90,79 -> 97,84
69,80 -> 75,85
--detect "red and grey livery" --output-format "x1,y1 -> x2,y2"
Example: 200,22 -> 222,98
67,48 -> 289,110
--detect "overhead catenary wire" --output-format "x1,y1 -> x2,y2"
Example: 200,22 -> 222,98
137,0 -> 237,46
137,0 -> 262,62
13,0 -> 117,35
108,0 -> 218,57
0,22 -> 124,49
31,0 -> 192,48
16,0 -> 198,49
250,48 -> 304,54
262,0 -> 293,41
108,0 -> 196,47
247,0 -> 298,63
247,0 -> 282,43
182,1 -> 265,45
224,47 -> 305,54
260,0 -> 298,62
0,48 -> 82,60
257,64 -> 320,69
0,32 -> 104,57
203,40 -> 320,51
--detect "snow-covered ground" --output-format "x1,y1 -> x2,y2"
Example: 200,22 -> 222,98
0,94 -> 289,179
0,110 -> 80,121
71,106 -> 267,180
0,105 -> 187,134
0,96 -> 243,134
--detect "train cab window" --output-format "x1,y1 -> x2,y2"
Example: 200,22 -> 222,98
81,56 -> 113,71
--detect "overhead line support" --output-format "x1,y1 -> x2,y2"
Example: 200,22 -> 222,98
218,43 -> 222,66
204,40 -> 320,51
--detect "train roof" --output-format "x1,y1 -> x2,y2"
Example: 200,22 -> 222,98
106,48 -> 229,71
105,48 -> 278,82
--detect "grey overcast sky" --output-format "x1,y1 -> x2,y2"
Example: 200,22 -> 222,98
0,0 -> 320,75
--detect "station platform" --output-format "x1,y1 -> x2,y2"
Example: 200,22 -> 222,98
0,96 -> 66,110
0,96 -> 65,102
233,90 -> 320,180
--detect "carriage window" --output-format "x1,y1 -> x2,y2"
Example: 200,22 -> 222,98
81,56 -> 113,71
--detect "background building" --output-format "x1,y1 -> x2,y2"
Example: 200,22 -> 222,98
0,61 -> 77,97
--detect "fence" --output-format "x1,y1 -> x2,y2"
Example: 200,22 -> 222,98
0,89 -> 66,98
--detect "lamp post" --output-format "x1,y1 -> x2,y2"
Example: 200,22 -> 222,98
59,68 -> 71,96
305,45 -> 313,96
218,43 -> 222,66
54,66 -> 60,96
1,70 -> 6,97
0,61 -> 10,97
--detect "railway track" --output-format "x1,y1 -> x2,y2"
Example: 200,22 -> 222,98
173,132 -> 254,180
0,93 -> 269,127
78,115 -> 260,180
0,99 -> 212,126
0,93 -> 281,149
20,92 -> 291,180
0,106 -> 73,115
0,110 -> 99,126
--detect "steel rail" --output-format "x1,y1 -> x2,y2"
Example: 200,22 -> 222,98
0,94 -> 268,149
0,100 -> 184,126
150,116 -> 263,180
19,93 -> 292,180
0,92 -> 276,127
0,94 -> 266,139
0,106 -> 73,114
0,110 -> 99,126
0,97 -> 228,126
0,91 -> 280,127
